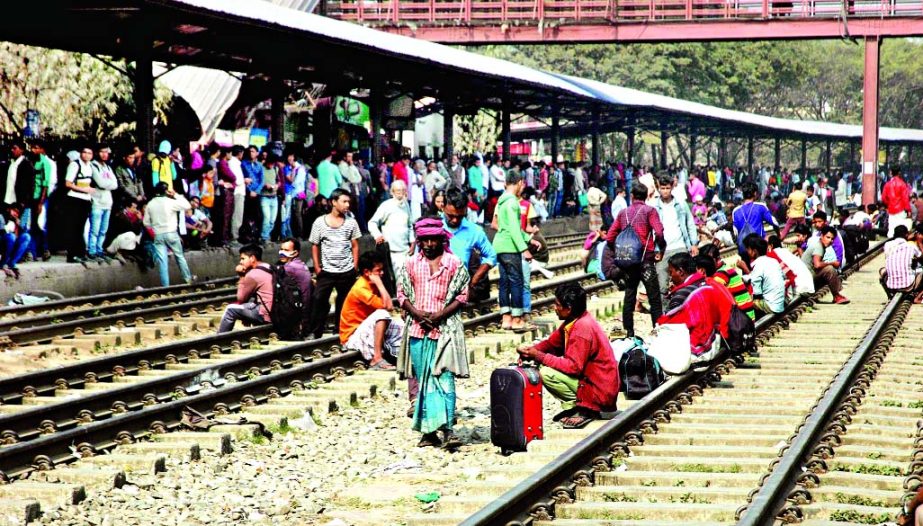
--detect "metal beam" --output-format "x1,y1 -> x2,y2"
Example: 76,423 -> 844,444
626,126 -> 635,167
270,80 -> 285,143
689,134 -> 697,167
660,130 -> 669,170
591,107 -> 601,168
862,36 -> 880,206
801,139 -> 808,178
501,98 -> 512,162
747,136 -> 755,176
774,137 -> 781,173
551,106 -> 560,164
825,140 -> 832,175
133,40 -> 154,154
386,18 -> 923,44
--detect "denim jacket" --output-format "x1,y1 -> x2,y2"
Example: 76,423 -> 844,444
652,197 -> 697,250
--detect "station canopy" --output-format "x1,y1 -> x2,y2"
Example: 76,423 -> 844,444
4,0 -> 923,144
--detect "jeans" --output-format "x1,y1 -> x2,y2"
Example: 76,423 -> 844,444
522,256 -> 531,314
218,302 -> 265,333
551,190 -> 563,217
260,196 -> 279,241
20,207 -> 32,231
622,261 -> 663,337
280,193 -> 293,238
1,233 -> 31,268
498,253 -> 524,316
87,207 -> 111,257
152,232 -> 192,286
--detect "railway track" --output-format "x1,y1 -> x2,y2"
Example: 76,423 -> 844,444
455,242 -> 891,526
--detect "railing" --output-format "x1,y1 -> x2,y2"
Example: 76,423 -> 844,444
330,0 -> 923,24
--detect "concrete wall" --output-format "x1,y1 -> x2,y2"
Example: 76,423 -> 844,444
0,215 -> 590,303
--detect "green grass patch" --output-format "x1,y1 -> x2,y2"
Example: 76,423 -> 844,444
829,510 -> 893,524
880,400 -> 903,407
673,463 -> 741,473
267,420 -> 294,435
602,492 -> 638,503
577,511 -> 643,520
670,492 -> 712,504
243,433 -> 267,445
834,492 -> 888,507
909,400 -> 923,409
833,462 -> 903,477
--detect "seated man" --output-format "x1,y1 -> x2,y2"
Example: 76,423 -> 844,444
277,237 -> 313,338
217,245 -> 274,333
340,252 -> 404,370
658,265 -> 735,358
700,243 -> 756,320
184,196 -> 213,249
664,252 -> 706,312
801,225 -> 850,305
767,234 -> 814,297
880,224 -> 923,301
743,234 -> 787,315
516,283 -> 619,429
0,204 -> 31,279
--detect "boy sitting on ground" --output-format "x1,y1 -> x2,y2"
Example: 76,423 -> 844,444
340,252 -> 403,370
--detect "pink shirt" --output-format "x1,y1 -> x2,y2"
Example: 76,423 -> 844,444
688,178 -> 706,203
885,239 -> 921,290
398,252 -> 468,339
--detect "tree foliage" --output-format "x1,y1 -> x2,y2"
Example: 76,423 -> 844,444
0,43 -> 171,142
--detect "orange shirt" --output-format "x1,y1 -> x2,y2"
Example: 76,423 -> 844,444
339,276 -> 385,343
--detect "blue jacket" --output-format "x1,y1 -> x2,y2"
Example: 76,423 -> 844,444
652,197 -> 698,250
242,160 -> 263,194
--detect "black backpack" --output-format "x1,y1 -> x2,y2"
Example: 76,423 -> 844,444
618,339 -> 666,400
256,265 -> 306,339
725,306 -> 756,356
613,209 -> 647,268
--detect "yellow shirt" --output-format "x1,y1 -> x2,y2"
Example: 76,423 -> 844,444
786,190 -> 807,219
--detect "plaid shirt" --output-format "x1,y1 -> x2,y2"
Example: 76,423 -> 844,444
398,252 -> 468,339
885,238 -> 921,289
606,201 -> 666,261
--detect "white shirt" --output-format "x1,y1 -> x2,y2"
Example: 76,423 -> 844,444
772,247 -> 815,295
659,199 -> 685,251
611,196 -> 628,218
844,211 -> 871,227
4,156 -> 23,204
489,165 -> 506,192
367,198 -> 414,253
143,195 -> 191,235
229,157 -> 246,196
749,255 -> 787,313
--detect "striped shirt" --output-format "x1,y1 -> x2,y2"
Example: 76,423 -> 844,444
713,263 -> 756,320
308,215 -> 361,273
885,238 -> 921,290
397,252 -> 468,339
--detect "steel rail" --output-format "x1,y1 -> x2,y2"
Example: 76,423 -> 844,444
736,294 -> 908,525
0,273 -> 613,481
459,240 -> 885,526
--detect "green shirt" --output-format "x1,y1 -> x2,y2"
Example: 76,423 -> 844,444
317,159 -> 342,199
491,191 -> 529,254
33,154 -> 52,200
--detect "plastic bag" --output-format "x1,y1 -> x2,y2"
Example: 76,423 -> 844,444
646,324 -> 692,375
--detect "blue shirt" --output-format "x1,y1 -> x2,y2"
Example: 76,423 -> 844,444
444,217 -> 497,269
732,201 -> 778,239
241,160 -> 263,194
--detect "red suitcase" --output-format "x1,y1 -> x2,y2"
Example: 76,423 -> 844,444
490,365 -> 544,454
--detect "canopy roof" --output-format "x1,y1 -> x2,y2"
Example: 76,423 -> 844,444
4,0 -> 922,144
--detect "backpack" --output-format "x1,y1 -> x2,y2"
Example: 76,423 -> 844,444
725,306 -> 756,356
618,338 -> 666,400
735,204 -> 756,255
255,265 -> 306,339
612,208 -> 648,268
237,219 -> 260,246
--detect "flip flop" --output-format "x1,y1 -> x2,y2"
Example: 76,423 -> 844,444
369,360 -> 396,371
512,323 -> 539,333
562,414 -> 596,429
552,407 -> 578,422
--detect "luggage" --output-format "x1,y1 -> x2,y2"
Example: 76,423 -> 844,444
490,365 -> 544,453
612,212 -> 646,269
617,338 -> 666,400
725,306 -> 756,356
646,323 -> 692,375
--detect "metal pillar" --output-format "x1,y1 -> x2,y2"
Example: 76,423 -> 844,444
551,109 -> 560,164
718,136 -> 727,168
443,104 -> 454,162
660,130 -> 669,170
801,139 -> 808,178
861,36 -> 881,206
270,82 -> 285,143
501,99 -> 511,162
747,136 -> 755,176
370,90 -> 383,164
689,134 -> 697,167
824,140 -> 832,175
133,41 -> 154,153
591,107 -> 601,168
626,127 -> 635,166
774,137 -> 782,173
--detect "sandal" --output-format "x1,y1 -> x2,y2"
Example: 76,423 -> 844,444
562,409 -> 600,430
552,407 -> 578,422
512,323 -> 539,334
369,360 -> 396,371
417,432 -> 441,448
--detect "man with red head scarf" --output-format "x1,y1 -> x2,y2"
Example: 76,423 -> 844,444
396,217 -> 469,450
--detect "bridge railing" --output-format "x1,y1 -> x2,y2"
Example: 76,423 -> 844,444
330,0 -> 922,23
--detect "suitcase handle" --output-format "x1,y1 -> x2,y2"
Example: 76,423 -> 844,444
512,359 -> 542,386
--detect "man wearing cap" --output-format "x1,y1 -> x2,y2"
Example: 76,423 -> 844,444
397,217 -> 470,450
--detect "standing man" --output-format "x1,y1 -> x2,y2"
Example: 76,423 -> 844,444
88,145 -> 119,262
3,142 -> 29,208
652,173 -> 699,302
368,180 -> 414,280
443,187 -> 496,301
781,183 -> 808,238
143,183 -> 193,286
282,153 -> 307,238
316,150 -> 341,199
732,182 -> 780,271
241,145 -> 264,228
882,166 -> 912,237
28,140 -> 52,261
492,171 -> 532,332
63,145 -> 96,264
606,183 -> 666,338
114,150 -> 145,206
449,154 -> 465,190
467,157 -> 484,199
217,245 -> 274,333
397,217 -> 470,449
308,189 -> 361,339
215,148 -> 237,246
229,145 -> 247,241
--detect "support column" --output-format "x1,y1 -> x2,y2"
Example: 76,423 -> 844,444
825,140 -> 832,175
591,107 -> 601,168
626,127 -> 635,166
747,136 -> 755,176
774,137 -> 782,173
861,36 -> 881,205
501,99 -> 511,162
801,139 -> 808,178
443,104 -> 455,162
718,136 -> 727,168
660,130 -> 669,170
370,90 -> 383,164
133,41 -> 154,153
270,80 -> 285,143
689,134 -> 697,167
551,108 -> 560,164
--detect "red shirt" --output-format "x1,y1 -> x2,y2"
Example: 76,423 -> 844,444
658,279 -> 735,356
882,176 -> 911,215
606,202 -> 666,261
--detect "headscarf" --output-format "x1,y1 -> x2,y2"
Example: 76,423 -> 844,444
414,217 -> 452,253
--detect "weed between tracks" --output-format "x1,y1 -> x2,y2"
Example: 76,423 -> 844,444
880,400 -> 903,407
673,463 -> 742,473
829,509 -> 894,524
833,492 -> 888,507
832,462 -> 903,477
